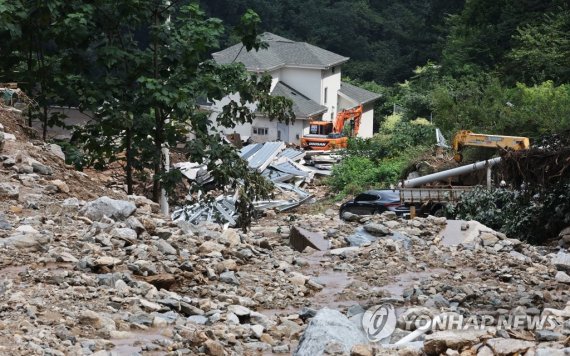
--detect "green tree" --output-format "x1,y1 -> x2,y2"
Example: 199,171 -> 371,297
200,0 -> 465,85
62,2 -> 293,226
0,0 -> 72,139
507,7 -> 570,85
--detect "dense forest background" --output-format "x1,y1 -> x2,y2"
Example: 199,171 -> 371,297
201,0 -> 465,85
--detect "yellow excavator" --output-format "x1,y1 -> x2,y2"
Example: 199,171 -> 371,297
451,130 -> 530,162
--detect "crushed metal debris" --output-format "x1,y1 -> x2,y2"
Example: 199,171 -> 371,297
172,142 -> 338,226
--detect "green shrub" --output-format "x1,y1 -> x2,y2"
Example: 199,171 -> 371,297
446,184 -> 570,243
444,187 -> 517,231
328,157 -> 381,195
329,116 -> 434,196
52,140 -> 88,170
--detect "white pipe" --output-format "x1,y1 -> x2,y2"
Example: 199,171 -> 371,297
402,157 -> 502,188
394,327 -> 429,345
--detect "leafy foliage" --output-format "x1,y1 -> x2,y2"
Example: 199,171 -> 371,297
446,184 -> 570,243
0,2 -> 294,229
329,116 -> 433,195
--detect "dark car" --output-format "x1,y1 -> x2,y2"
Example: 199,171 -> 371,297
339,189 -> 409,218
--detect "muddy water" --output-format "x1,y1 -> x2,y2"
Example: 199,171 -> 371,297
257,247 -> 465,355
109,329 -> 170,355
0,265 -> 28,280
260,250 -> 358,320
375,268 -> 448,297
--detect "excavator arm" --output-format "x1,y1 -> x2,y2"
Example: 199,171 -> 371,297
452,130 -> 530,162
334,105 -> 363,135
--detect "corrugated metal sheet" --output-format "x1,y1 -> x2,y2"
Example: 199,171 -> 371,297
277,148 -> 306,161
240,143 -> 263,160
247,141 -> 285,171
262,168 -> 295,183
271,160 -> 309,177
275,182 -> 310,198
172,196 -> 238,226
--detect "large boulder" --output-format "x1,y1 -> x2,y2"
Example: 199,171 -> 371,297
293,308 -> 368,356
363,223 -> 390,236
80,196 -> 136,221
289,226 -> 329,252
559,226 -> 570,249
0,226 -> 51,251
552,251 -> 570,272
0,183 -> 19,200
423,330 -> 487,355
485,338 -> 535,355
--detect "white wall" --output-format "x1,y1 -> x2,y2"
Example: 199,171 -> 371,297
337,95 -> 357,111
280,67 -> 322,104
358,102 -> 375,138
287,118 -> 309,144
337,96 -> 374,138
321,66 -> 342,122
245,117 -> 308,145
269,69 -> 281,92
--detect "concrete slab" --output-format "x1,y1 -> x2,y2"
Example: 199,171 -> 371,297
289,226 -> 330,252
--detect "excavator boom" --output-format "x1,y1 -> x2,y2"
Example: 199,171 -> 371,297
333,105 -> 363,134
452,130 -> 530,162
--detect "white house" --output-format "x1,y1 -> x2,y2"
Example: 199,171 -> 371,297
211,33 -> 381,145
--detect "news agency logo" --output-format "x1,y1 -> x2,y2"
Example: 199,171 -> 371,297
362,304 -> 563,342
362,304 -> 397,342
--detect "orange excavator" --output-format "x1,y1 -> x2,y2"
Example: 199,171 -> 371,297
300,105 -> 362,150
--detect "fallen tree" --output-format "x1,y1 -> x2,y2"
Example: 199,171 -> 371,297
499,130 -> 570,187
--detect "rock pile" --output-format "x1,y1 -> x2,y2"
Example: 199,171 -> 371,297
0,122 -> 569,355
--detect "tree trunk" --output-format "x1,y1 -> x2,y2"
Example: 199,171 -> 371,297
151,8 -> 162,203
42,105 -> 48,141
152,110 -> 163,202
125,128 -> 133,195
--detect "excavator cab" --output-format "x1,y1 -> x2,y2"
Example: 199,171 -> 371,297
309,121 -> 334,136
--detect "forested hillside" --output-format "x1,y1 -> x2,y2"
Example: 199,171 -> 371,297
200,0 -> 465,84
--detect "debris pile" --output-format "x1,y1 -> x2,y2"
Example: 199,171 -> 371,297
499,135 -> 570,187
172,142 -> 319,226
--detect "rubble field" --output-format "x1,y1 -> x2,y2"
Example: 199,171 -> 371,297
0,115 -> 569,356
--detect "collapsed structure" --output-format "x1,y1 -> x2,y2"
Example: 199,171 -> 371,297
172,142 -> 329,226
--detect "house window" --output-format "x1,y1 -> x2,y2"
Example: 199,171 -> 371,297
324,87 -> 328,104
277,130 -> 282,140
332,67 -> 336,74
331,112 -> 334,120
253,127 -> 268,135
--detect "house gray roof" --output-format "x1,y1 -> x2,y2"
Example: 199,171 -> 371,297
271,82 -> 327,119
339,82 -> 382,105
212,32 -> 349,71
